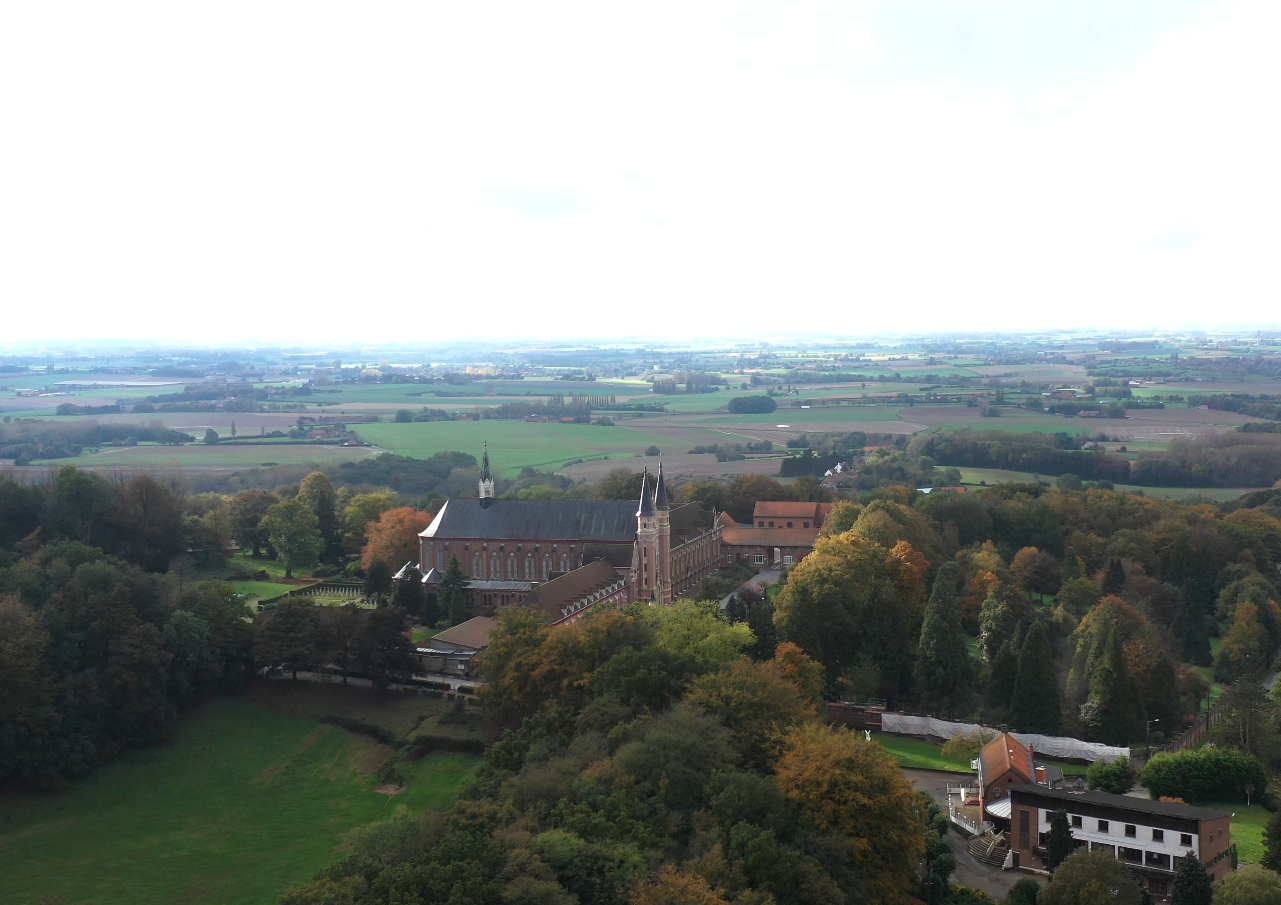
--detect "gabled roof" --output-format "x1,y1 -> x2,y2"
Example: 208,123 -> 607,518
429,616 -> 496,651
752,501 -> 834,521
720,526 -> 821,547
421,499 -> 639,542
520,559 -> 624,621
979,732 -> 1033,786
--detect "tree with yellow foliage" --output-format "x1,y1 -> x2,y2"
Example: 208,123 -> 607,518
774,723 -> 926,905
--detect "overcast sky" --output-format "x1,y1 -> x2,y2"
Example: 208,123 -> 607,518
2,2 -> 1277,343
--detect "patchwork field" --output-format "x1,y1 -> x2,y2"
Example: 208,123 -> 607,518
353,419 -> 673,472
955,467 -> 1259,502
0,695 -> 479,905
40,443 -> 378,469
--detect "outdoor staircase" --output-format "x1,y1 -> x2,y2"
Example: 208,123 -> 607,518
968,832 -> 1009,869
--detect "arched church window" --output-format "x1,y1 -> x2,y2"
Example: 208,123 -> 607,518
560,554 -> 568,572
472,553 -> 481,576
490,556 -> 500,580
508,555 -> 517,580
543,556 -> 551,580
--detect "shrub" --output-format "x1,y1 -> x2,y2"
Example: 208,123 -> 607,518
1086,756 -> 1136,795
402,734 -> 487,761
317,715 -> 400,746
1140,748 -> 1268,802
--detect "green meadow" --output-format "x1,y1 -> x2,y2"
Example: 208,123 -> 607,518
354,419 -> 673,472
955,467 -> 1255,502
0,696 -> 478,905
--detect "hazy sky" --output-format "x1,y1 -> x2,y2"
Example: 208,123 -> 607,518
2,2 -> 1277,343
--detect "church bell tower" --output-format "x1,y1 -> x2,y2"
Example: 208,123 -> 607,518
478,443 -> 495,506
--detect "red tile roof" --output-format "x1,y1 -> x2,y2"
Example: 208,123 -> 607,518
721,526 -> 821,547
980,732 -> 1033,784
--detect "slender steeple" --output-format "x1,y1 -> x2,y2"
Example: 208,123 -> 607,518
478,442 -> 495,504
654,462 -> 669,511
637,467 -> 653,517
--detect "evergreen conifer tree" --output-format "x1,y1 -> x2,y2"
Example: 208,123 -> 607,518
1011,622 -> 1062,734
915,562 -> 972,718
1171,849 -> 1212,905
1085,628 -> 1145,745
1262,809 -> 1281,873
1045,809 -> 1074,872
1174,584 -> 1212,666
1102,558 -> 1126,596
439,556 -> 473,626
1061,548 -> 1083,581
986,640 -> 1018,715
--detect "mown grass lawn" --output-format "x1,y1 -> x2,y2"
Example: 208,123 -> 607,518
875,734 -> 1089,777
1197,800 -> 1271,863
0,696 -> 478,905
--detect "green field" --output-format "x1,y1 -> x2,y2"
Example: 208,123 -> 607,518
0,696 -> 478,905
1199,801 -> 1270,863
231,580 -> 298,600
43,443 -> 377,468
875,734 -> 1088,777
354,419 -> 674,472
955,467 -> 1256,502
687,406 -> 906,424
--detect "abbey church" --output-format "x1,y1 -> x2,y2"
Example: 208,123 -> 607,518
414,447 -> 723,622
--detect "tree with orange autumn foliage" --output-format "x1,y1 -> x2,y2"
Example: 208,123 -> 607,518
774,723 -> 926,905
359,507 -> 430,570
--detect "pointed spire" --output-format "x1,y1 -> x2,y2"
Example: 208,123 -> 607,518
478,442 -> 495,503
654,462 -> 669,511
637,467 -> 654,517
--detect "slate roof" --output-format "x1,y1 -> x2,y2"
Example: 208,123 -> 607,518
421,499 -> 639,542
428,616 -> 496,651
1009,785 -> 1231,822
521,559 -> 625,621
583,543 -> 635,569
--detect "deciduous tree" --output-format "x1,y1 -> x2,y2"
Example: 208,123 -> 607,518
1261,809 -> 1281,873
774,723 -> 925,905
259,499 -> 322,578
228,489 -> 278,556
357,605 -> 415,690
339,490 -> 399,552
1213,865 -> 1281,905
1039,850 -> 1144,905
360,506 -> 430,571
256,599 -> 319,680
1086,756 -> 1136,795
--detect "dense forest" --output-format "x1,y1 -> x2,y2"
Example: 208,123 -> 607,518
4,454 -> 1281,902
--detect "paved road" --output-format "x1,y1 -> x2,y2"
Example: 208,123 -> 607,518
719,568 -> 784,608
904,768 -> 1043,900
